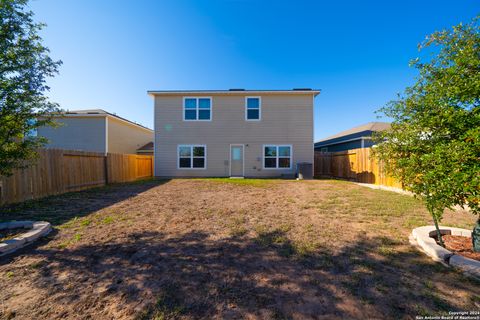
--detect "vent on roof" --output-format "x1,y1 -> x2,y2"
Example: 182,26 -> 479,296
293,88 -> 312,91
229,88 -> 245,91
87,112 -> 100,114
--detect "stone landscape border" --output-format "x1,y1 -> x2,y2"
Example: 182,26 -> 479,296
410,226 -> 480,279
0,221 -> 51,256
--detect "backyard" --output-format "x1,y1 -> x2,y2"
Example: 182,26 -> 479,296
0,178 -> 478,319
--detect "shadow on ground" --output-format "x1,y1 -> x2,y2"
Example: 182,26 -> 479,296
0,179 -> 169,226
11,230 -> 479,319
1,179 -> 478,319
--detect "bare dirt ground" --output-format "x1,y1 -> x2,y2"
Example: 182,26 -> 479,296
0,178 -> 478,319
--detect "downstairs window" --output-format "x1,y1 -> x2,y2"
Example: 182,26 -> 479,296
263,145 -> 292,169
178,145 -> 206,169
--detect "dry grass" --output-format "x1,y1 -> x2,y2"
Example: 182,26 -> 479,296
0,178 -> 478,319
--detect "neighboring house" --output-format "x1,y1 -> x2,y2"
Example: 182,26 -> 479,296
314,122 -> 390,152
148,89 -> 320,178
136,142 -> 154,155
38,109 -> 153,154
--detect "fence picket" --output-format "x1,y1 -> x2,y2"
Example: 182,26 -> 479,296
314,148 -> 402,188
0,149 -> 154,205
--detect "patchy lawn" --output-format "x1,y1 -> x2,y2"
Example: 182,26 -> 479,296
0,179 -> 478,319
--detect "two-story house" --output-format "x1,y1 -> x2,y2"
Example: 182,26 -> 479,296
148,89 -> 319,178
38,109 -> 153,154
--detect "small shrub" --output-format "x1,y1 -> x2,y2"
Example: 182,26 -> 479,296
102,216 -> 115,224
80,219 -> 91,227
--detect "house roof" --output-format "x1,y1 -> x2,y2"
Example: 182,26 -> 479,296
147,89 -> 321,97
136,141 -> 154,152
315,122 -> 391,144
61,109 -> 153,132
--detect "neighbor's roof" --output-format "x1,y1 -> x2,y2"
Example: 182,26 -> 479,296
315,122 -> 390,143
147,89 -> 321,97
136,141 -> 154,152
61,109 -> 153,132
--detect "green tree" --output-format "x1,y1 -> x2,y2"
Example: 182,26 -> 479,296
374,16 -> 480,249
0,0 -> 61,176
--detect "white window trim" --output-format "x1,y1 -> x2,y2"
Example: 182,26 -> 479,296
183,97 -> 212,122
245,96 -> 261,121
177,144 -> 207,170
262,144 -> 293,170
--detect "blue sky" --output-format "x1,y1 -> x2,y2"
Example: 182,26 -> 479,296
30,0 -> 477,140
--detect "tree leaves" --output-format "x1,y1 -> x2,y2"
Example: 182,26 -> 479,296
374,15 -> 480,220
0,0 -> 62,176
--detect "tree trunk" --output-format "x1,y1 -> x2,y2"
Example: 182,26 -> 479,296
431,211 -> 444,247
472,218 -> 480,252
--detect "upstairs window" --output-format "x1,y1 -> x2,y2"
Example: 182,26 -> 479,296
245,97 -> 261,121
178,145 -> 206,169
184,97 -> 211,121
263,145 -> 292,169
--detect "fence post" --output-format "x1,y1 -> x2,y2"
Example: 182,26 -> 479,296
314,148 -> 401,188
1,149 -> 154,205
151,156 -> 154,178
104,154 -> 109,185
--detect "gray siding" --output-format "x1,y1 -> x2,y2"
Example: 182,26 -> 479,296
154,94 -> 314,177
317,140 -> 363,152
314,138 -> 376,152
314,130 -> 377,152
38,117 -> 107,153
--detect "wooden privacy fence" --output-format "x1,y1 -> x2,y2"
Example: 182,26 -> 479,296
107,154 -> 154,183
314,148 -> 402,188
0,149 -> 154,206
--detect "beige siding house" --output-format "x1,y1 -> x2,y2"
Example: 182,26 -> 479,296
38,109 -> 153,154
149,89 -> 319,178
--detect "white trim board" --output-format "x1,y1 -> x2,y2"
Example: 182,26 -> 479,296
148,90 -> 321,97
105,117 -> 109,154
